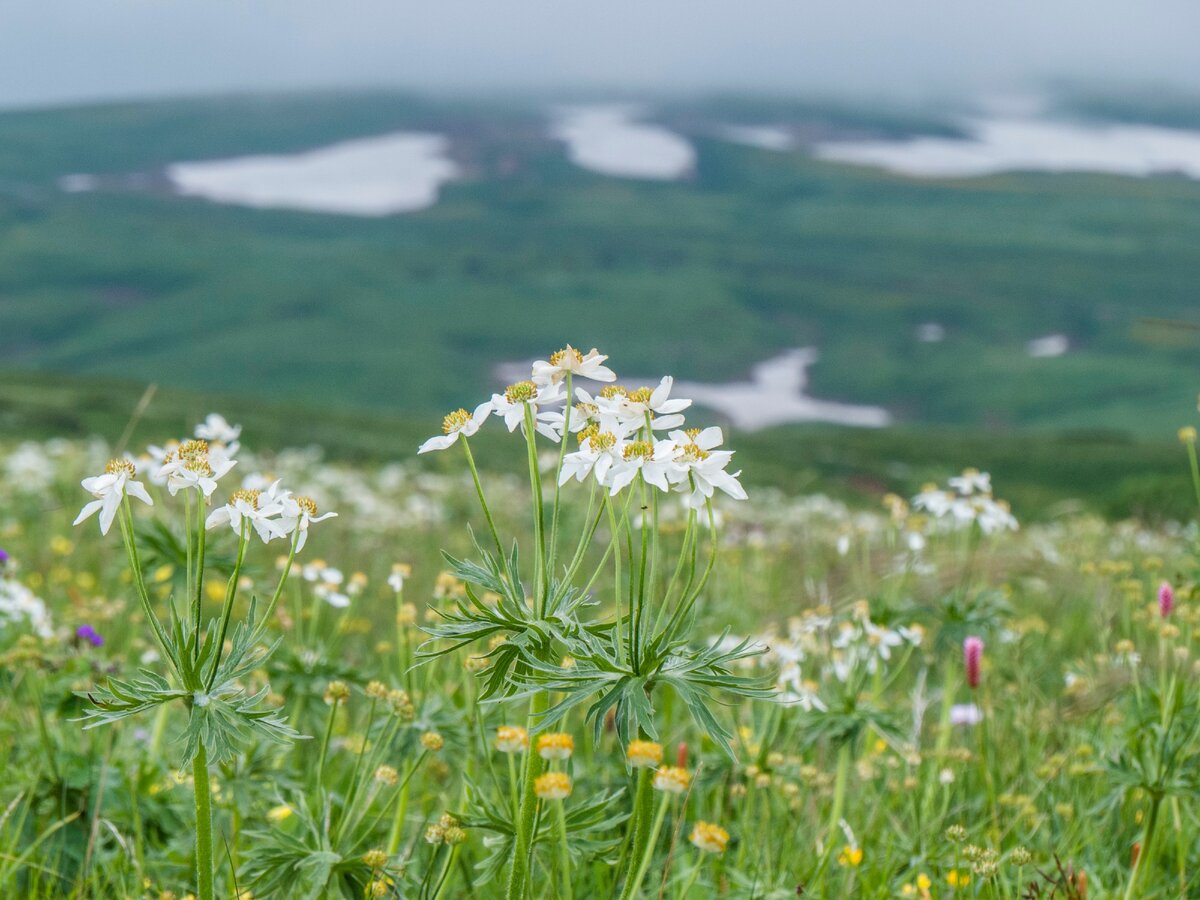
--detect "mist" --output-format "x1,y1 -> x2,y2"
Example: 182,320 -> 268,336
4,0 -> 1200,110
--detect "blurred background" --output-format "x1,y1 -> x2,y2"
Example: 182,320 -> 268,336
2,1 -> 1199,516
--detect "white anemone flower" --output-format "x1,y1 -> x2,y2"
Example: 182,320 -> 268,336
205,482 -> 288,543
531,346 -> 616,386
948,468 -> 991,496
276,495 -> 337,552
195,413 -> 242,454
74,458 -> 153,535
667,427 -> 748,509
597,376 -> 691,431
489,381 -> 565,439
157,440 -> 236,498
559,427 -> 625,486
418,402 -> 492,454
605,438 -> 680,495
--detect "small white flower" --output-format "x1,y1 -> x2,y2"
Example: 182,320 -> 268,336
531,346 -> 616,386
74,459 -> 153,535
489,381 -> 565,439
606,437 -> 679,495
205,482 -> 288,543
948,468 -> 991,496
418,402 -> 492,454
388,564 -> 410,593
276,495 -> 336,552
949,703 -> 983,726
157,440 -> 236,498
597,376 -> 691,431
195,413 -> 242,450
668,427 -> 747,509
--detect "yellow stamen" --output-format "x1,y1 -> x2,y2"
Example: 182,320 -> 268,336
504,381 -> 537,403
549,346 -> 584,367
105,458 -> 136,478
296,496 -> 318,516
442,408 -> 472,434
623,440 -> 653,461
230,488 -> 261,510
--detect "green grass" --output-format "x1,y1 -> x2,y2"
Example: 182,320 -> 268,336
0,91 -> 1199,433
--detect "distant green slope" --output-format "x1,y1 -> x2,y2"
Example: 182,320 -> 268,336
0,91 -> 1199,434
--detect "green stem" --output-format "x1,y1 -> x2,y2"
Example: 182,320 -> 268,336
462,437 -> 510,582
625,792 -> 670,900
192,742 -> 214,900
193,491 -> 207,649
556,800 -> 575,900
1124,792 -> 1162,900
620,765 -> 655,900
547,371 -> 573,582
315,699 -> 338,787
523,404 -> 548,613
506,692 -> 548,900
204,522 -> 249,691
1186,441 -> 1200,510
812,743 -> 851,884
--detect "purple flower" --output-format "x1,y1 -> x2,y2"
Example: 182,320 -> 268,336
0,547 -> 9,565
1159,582 -> 1175,619
75,624 -> 104,648
963,636 -> 983,690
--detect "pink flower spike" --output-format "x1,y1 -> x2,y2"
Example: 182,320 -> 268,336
963,636 -> 984,690
1159,582 -> 1175,619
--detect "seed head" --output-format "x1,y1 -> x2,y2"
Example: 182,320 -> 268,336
537,732 -> 574,760
626,740 -> 663,768
689,821 -> 729,854
363,849 -> 388,869
420,731 -> 445,752
963,636 -> 983,690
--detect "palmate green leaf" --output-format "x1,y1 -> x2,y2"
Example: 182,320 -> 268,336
74,669 -> 189,728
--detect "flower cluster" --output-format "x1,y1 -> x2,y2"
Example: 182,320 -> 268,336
912,469 -> 1017,534
419,347 -> 747,509
74,415 -> 335,550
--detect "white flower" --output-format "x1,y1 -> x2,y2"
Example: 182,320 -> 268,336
276,495 -> 336,552
948,468 -> 991,496
205,482 -> 288,543
531,346 -> 616,386
606,438 -> 680,495
195,413 -> 242,451
489,381 -> 565,439
418,402 -> 492,454
0,574 -> 52,638
912,486 -> 954,518
597,376 -> 691,431
558,418 -> 635,487
157,440 -> 236,498
667,427 -> 747,509
388,564 -> 410,593
949,703 -> 983,726
74,459 -> 153,535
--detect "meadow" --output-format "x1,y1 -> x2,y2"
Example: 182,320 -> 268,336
2,345 -> 1200,898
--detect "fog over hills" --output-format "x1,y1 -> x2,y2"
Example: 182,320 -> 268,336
4,0 -> 1199,109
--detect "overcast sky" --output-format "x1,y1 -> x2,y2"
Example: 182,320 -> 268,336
4,1 -> 1199,109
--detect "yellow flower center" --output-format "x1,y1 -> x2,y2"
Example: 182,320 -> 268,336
296,496 -> 318,517
623,440 -> 653,461
677,442 -> 709,463
575,401 -> 598,419
549,347 -> 584,367
577,423 -> 599,445
105,458 -> 136,478
588,431 -> 616,452
183,456 -> 213,476
442,408 -> 472,434
504,381 -> 538,403
684,427 -> 702,439
178,439 -> 209,459
230,488 -> 261,510
599,385 -> 627,399
627,387 -> 653,404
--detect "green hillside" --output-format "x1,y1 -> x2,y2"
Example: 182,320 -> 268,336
0,91 -> 1198,433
